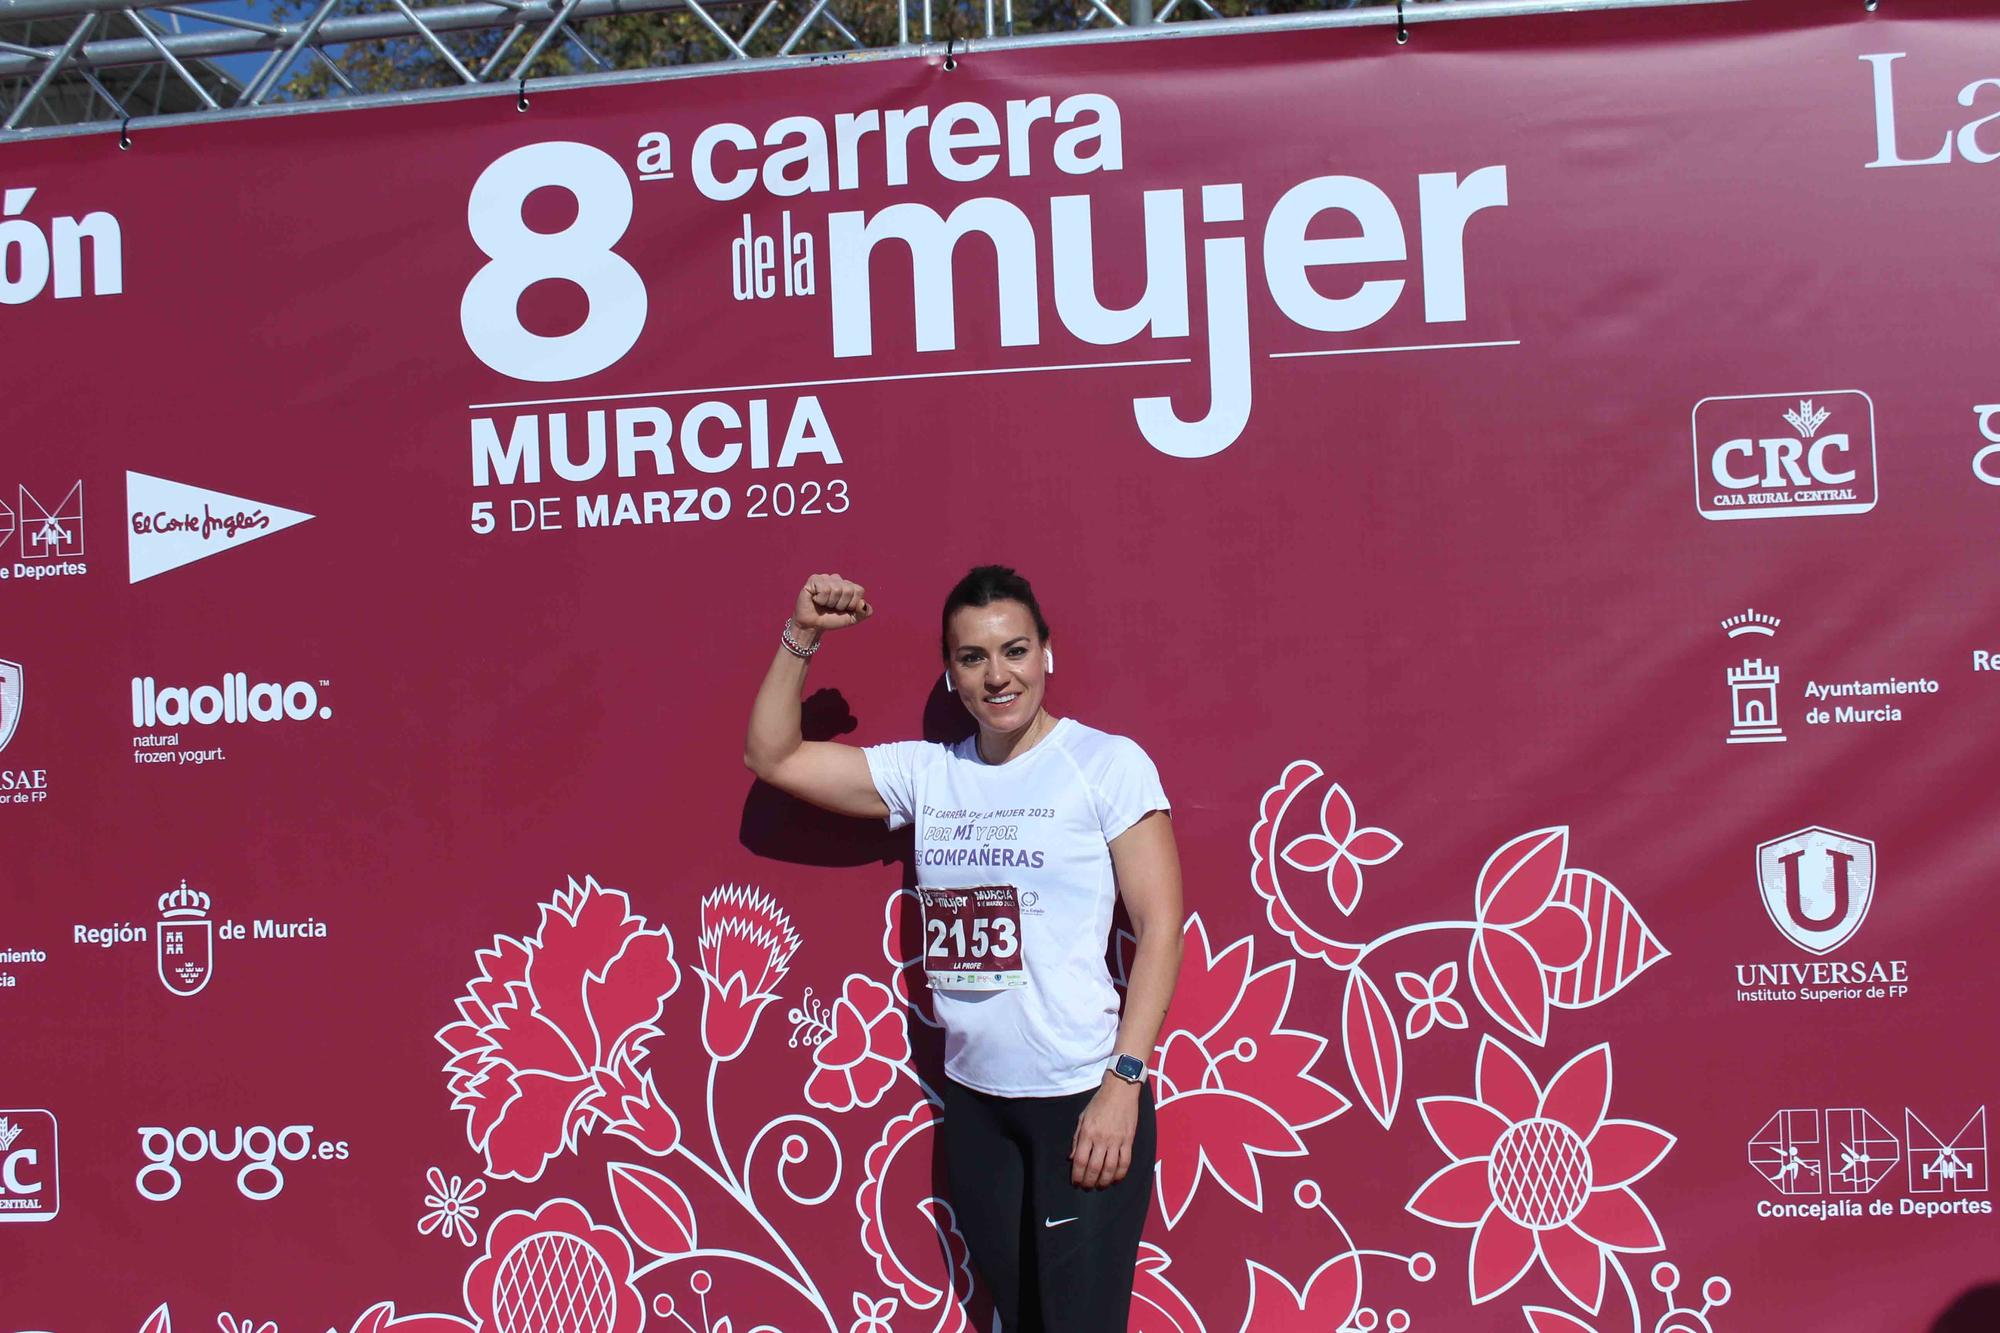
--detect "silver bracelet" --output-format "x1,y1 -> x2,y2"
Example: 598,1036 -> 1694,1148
780,618 -> 820,659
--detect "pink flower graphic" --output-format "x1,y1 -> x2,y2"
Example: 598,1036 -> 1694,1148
1151,916 -> 1349,1227
1236,1254 -> 1361,1333
697,884 -> 800,1061
798,974 -> 911,1113
1468,830 -> 1591,1045
881,889 -> 939,1028
436,876 -> 682,1181
856,1101 -> 974,1328
1130,1243 -> 1206,1333
419,1167 -> 486,1246
1407,1038 -> 1673,1313
463,1198 -> 643,1333
1397,963 -> 1469,1040
1279,779 -> 1403,915
341,1307 -> 475,1333
1248,763 -> 1370,968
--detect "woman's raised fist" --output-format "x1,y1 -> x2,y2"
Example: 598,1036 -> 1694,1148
793,574 -> 873,632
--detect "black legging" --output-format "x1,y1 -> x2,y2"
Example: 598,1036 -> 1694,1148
941,1076 -> 1157,1332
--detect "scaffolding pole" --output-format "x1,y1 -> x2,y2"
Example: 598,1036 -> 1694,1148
0,0 -> 1741,138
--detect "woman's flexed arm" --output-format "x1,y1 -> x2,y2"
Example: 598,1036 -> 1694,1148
744,574 -> 891,819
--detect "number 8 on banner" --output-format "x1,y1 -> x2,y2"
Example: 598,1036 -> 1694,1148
461,141 -> 648,383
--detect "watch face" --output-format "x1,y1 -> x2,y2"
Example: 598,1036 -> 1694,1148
1114,1054 -> 1145,1081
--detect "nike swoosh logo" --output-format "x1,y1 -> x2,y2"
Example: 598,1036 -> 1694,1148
1044,1217 -> 1077,1228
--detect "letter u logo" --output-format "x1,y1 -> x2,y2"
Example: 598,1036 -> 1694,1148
1780,848 -> 1851,928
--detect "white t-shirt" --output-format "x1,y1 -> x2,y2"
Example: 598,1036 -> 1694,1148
866,718 -> 1170,1096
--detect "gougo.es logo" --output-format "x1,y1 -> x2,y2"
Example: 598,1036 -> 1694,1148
135,1124 -> 350,1202
1975,405 -> 2000,487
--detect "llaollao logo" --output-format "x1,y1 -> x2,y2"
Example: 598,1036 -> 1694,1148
131,674 -> 332,728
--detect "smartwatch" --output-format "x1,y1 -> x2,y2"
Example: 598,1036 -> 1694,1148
1108,1053 -> 1146,1084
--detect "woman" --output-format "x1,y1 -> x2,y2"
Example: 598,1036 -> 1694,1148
744,566 -> 1184,1333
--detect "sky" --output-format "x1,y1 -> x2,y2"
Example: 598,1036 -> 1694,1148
149,0 -> 304,90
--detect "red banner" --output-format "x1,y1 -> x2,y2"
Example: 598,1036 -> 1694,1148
6,1 -> 1999,1329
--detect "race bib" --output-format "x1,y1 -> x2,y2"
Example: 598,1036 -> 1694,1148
918,885 -> 1027,990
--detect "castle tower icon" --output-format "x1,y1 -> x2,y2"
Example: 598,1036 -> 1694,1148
1727,659 -> 1785,744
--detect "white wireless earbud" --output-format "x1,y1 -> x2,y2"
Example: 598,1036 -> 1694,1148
943,668 -> 954,694
1044,648 -> 1054,675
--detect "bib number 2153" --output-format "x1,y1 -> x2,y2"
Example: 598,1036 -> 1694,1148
918,885 -> 1026,991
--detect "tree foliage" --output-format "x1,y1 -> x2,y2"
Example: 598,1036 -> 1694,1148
271,0 -> 1415,98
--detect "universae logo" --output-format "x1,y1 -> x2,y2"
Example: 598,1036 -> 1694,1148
1756,826 -> 1876,955
1692,391 -> 1878,521
0,658 -> 21,754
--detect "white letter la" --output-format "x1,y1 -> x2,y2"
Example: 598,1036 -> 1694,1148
1861,53 -> 1952,167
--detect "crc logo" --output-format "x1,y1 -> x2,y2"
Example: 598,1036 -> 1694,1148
135,1124 -> 350,1202
1756,826 -> 1876,955
0,1110 -> 58,1221
1692,391 -> 1877,520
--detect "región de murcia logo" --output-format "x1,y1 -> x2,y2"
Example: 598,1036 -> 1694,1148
157,880 -> 214,997
71,878 -> 331,996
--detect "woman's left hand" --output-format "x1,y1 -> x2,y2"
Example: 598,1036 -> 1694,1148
1071,1077 -> 1141,1188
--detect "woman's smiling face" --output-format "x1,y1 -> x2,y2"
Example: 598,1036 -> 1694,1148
944,599 -> 1048,737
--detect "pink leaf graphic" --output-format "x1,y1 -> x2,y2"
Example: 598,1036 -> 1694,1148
1476,828 -> 1568,927
585,925 -> 679,1062
1341,968 -> 1402,1128
342,1306 -> 475,1333
1280,834 -> 1339,873
139,1305 -> 170,1333
1469,928 -> 1550,1045
1544,871 -> 1669,1010
529,881 -> 645,1055
1345,828 -> 1403,864
1523,1309 -> 1599,1333
607,1161 -> 699,1257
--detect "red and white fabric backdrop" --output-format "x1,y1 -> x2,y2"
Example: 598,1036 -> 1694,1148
6,0 -> 1998,1329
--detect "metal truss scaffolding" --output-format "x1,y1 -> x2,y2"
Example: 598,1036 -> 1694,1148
0,0 -> 1729,138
